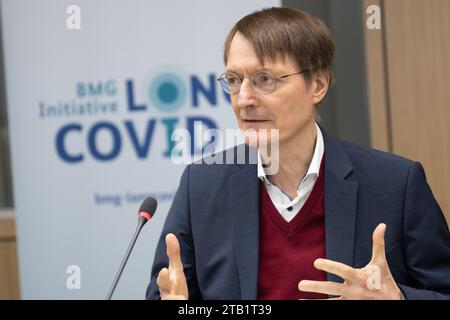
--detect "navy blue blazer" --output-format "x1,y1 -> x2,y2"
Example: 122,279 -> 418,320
146,130 -> 450,300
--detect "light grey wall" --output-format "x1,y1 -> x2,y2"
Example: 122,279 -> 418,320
282,0 -> 371,147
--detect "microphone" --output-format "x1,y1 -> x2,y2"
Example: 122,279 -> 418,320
106,197 -> 158,300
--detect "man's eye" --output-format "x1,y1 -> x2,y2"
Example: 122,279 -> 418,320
227,77 -> 240,86
257,74 -> 274,84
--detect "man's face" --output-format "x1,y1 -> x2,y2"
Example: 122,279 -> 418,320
226,32 -> 320,147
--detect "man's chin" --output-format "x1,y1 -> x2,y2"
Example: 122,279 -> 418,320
243,138 -> 263,148
242,131 -> 276,149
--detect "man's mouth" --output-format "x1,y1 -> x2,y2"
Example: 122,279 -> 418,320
242,119 -> 268,123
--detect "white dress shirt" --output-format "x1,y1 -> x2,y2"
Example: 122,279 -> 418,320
257,123 -> 324,222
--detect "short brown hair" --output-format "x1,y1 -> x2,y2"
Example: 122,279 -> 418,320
223,7 -> 335,87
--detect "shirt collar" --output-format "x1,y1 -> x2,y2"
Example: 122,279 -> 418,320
257,122 -> 324,182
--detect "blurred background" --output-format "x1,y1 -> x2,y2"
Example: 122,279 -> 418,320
0,0 -> 449,299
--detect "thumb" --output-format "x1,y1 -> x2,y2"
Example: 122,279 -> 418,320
371,223 -> 387,264
165,233 -> 184,273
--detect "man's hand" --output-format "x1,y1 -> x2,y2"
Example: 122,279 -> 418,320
156,233 -> 189,300
298,223 -> 402,300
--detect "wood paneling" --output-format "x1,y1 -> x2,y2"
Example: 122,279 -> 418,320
0,209 -> 20,299
384,0 -> 450,222
365,0 -> 450,223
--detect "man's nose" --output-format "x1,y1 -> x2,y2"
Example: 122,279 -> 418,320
236,78 -> 257,109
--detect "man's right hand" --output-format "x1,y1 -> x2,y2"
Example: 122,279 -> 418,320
156,233 -> 189,300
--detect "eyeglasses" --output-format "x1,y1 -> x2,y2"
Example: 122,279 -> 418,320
217,69 -> 309,95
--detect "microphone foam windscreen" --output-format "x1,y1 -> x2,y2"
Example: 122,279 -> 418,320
139,197 -> 158,217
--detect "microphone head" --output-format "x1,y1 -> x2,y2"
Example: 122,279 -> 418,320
138,197 -> 158,222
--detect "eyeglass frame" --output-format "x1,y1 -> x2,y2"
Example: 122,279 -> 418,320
216,69 -> 310,95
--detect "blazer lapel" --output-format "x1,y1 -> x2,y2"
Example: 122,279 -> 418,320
322,131 -> 358,283
229,146 -> 260,300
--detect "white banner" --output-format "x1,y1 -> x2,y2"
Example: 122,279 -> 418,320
1,0 -> 280,299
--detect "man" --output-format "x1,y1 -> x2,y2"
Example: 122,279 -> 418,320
146,7 -> 450,300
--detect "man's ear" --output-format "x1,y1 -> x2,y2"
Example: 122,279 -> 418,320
312,71 -> 330,105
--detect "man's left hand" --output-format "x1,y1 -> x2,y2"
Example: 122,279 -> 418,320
298,223 -> 402,300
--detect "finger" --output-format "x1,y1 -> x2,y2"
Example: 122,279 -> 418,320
313,258 -> 356,281
165,233 -> 184,273
371,223 -> 387,263
157,268 -> 172,294
298,280 -> 345,296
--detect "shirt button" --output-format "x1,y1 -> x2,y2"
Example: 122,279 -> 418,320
287,206 -> 293,212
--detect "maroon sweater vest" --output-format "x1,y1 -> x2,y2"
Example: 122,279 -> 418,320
257,158 -> 327,300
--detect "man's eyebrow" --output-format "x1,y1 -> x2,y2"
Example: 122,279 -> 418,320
225,66 -> 275,74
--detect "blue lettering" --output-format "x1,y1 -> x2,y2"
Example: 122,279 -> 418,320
191,75 -> 217,107
104,80 -> 117,96
76,81 -> 117,98
161,118 -> 179,158
126,79 -> 146,112
55,115 -> 221,163
55,123 -> 84,163
88,82 -> 103,96
187,116 -> 218,155
125,119 -> 156,158
88,122 -> 121,161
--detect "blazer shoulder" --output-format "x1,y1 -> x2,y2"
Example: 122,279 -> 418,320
337,138 -> 417,174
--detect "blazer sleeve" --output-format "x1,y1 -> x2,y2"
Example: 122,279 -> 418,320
398,162 -> 450,300
145,165 -> 202,299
